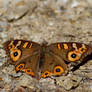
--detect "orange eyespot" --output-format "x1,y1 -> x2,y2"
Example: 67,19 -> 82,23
16,63 -> 25,71
54,66 -> 64,76
67,51 -> 80,62
79,47 -> 87,53
10,49 -> 21,62
23,68 -> 34,76
41,71 -> 51,78
8,44 -> 15,49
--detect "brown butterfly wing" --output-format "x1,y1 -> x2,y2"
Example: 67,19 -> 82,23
3,40 -> 41,77
40,42 -> 92,78
48,42 -> 92,67
40,50 -> 67,78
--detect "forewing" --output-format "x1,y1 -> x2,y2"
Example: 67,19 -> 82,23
48,42 -> 92,66
3,40 -> 41,77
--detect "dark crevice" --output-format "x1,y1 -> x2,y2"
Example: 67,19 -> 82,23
71,54 -> 92,71
64,60 -> 70,64
8,10 -> 29,22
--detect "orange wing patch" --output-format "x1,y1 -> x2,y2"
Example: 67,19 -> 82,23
63,44 -> 68,49
29,43 -> 33,48
79,44 -> 87,53
23,42 -> 29,48
57,44 -> 61,50
8,41 -> 15,49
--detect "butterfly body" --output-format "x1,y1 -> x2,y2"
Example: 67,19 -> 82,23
3,40 -> 92,79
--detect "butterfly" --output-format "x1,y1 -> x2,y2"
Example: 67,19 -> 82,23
3,40 -> 92,79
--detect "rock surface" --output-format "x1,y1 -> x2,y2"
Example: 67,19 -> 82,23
0,0 -> 92,92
